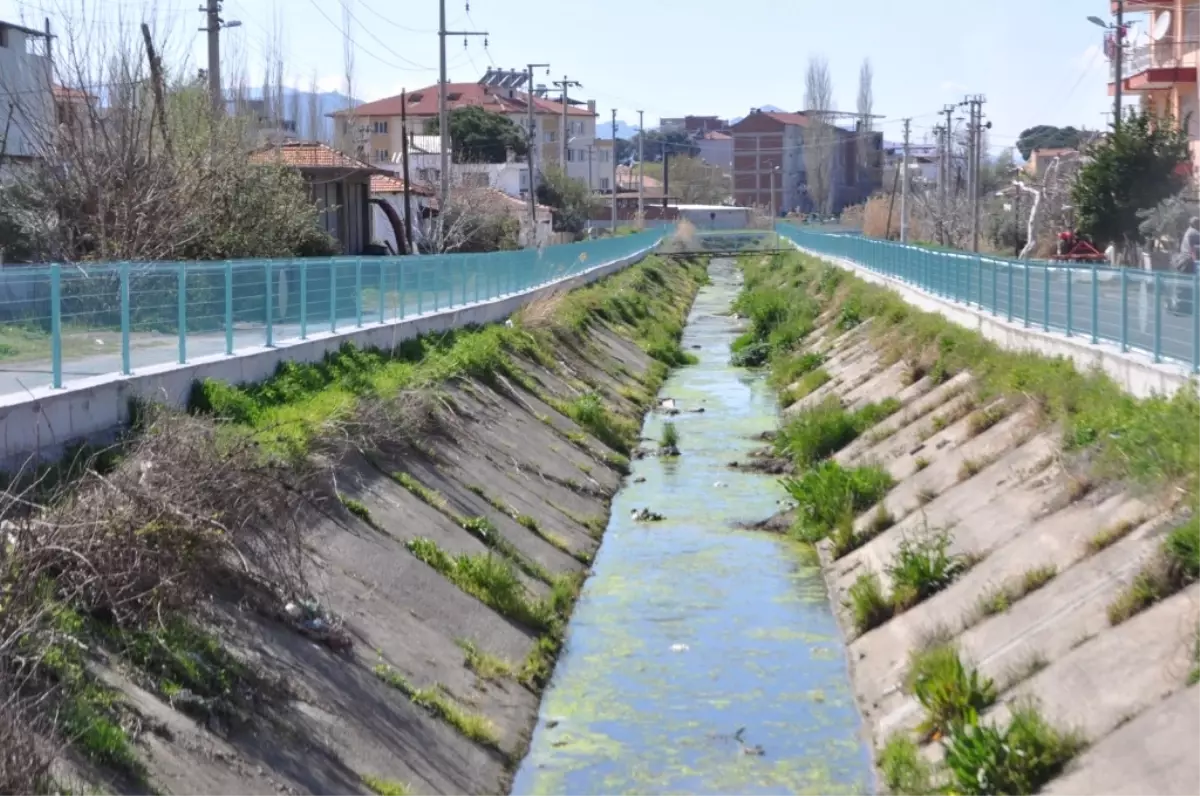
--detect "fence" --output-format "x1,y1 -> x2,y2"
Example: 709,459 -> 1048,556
0,229 -> 663,396
776,224 -> 1200,373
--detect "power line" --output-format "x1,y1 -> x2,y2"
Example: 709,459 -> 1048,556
356,0 -> 437,33
303,0 -> 433,73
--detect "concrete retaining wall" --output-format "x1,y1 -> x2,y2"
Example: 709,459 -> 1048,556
0,245 -> 657,472
791,244 -> 1197,400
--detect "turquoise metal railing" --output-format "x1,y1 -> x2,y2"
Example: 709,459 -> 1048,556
0,230 -> 663,395
776,223 -> 1200,373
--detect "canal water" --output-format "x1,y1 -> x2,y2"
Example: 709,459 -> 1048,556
511,259 -> 873,795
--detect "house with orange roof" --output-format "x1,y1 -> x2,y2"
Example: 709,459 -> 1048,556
329,78 -> 605,191
250,141 -> 387,255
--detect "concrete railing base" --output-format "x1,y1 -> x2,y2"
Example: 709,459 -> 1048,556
791,244 -> 1196,400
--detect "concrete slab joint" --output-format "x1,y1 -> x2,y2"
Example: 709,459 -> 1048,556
0,245 -> 658,472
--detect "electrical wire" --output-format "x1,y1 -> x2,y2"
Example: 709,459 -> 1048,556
302,0 -> 432,73
355,0 -> 437,33
335,0 -> 433,71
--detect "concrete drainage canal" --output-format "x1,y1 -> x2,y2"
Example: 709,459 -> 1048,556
511,258 -> 873,795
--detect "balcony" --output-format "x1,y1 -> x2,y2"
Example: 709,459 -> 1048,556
1111,0 -> 1173,12
1110,37 -> 1199,92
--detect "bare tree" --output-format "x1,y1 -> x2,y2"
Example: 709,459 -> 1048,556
803,56 -> 837,215
662,156 -> 730,205
306,70 -> 322,141
339,0 -> 361,159
856,59 -> 874,180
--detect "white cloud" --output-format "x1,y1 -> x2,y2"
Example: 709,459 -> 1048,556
940,80 -> 966,93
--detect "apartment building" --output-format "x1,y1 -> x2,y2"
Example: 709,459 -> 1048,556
732,109 -> 880,214
329,81 -> 601,191
0,20 -> 53,173
1109,0 -> 1199,172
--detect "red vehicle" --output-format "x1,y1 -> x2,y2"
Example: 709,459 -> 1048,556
1050,229 -> 1107,264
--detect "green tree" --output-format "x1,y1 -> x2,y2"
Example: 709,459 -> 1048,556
1072,110 -> 1190,251
614,137 -> 635,164
1016,125 -> 1083,160
633,129 -> 698,162
536,166 -> 590,237
427,106 -> 528,163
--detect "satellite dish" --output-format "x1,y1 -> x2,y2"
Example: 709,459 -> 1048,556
1152,12 -> 1171,41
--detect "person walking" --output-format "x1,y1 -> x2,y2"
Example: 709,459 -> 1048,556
1168,216 -> 1199,314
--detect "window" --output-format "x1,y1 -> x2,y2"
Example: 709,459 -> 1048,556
544,130 -> 557,143
0,28 -> 8,48
374,149 -> 390,162
566,149 -> 576,162
598,150 -> 609,163
570,121 -> 584,135
373,120 -> 389,134
520,171 -> 529,189
600,177 -> 610,191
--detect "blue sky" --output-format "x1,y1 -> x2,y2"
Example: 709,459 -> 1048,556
1,0 -> 1125,150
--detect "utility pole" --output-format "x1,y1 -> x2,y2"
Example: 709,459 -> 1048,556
400,89 -> 413,254
963,94 -> 987,253
611,108 -> 618,233
662,141 -> 670,209
1114,0 -> 1124,130
552,75 -> 582,174
939,103 -> 955,244
202,0 -> 222,117
526,62 -> 549,240
437,0 -> 487,245
637,110 -> 645,225
900,117 -> 911,243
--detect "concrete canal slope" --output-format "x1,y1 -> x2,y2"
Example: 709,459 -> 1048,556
1,256 -> 704,796
513,259 -> 872,795
738,250 -> 1199,795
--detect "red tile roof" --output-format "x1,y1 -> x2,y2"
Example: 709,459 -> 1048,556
331,82 -> 594,118
369,174 -> 435,196
731,111 -> 811,129
52,85 -> 95,101
702,130 -> 732,140
249,141 -> 381,171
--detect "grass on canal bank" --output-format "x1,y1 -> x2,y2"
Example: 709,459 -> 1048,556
0,253 -> 708,792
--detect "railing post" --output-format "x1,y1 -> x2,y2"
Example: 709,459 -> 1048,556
991,259 -> 998,316
355,256 -> 363,327
379,259 -> 387,322
1065,268 -> 1073,337
1153,272 -> 1162,364
177,262 -> 187,364
225,261 -> 234,355
475,255 -> 481,303
1022,263 -> 1030,328
331,260 -> 338,333
460,257 -> 467,306
1042,266 -> 1050,331
1193,271 -> 1200,373
1091,263 -> 1099,344
399,260 -> 407,319
417,259 -> 424,315
1120,267 -> 1128,352
265,260 -> 274,347
300,260 -> 308,339
1007,261 -> 1014,322
976,254 -> 982,309
433,261 -> 440,312
49,263 -> 62,389
120,262 -> 131,375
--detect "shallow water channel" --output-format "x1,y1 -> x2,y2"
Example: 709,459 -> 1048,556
511,259 -> 873,795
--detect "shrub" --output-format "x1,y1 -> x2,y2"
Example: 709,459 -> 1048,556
1108,517 -> 1199,624
906,645 -> 997,738
775,397 -> 902,468
847,572 -> 893,634
660,422 -> 680,452
561,391 -> 636,455
887,529 -> 969,610
782,461 -> 894,543
942,704 -> 1083,795
878,734 -> 936,795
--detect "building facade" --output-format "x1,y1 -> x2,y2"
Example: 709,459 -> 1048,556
1109,0 -> 1200,174
330,82 -> 601,191
0,21 -> 53,171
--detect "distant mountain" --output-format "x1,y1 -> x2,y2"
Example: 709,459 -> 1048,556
596,119 -> 639,139
729,104 -> 788,126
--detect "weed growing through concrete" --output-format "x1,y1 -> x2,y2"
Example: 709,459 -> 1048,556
905,645 -> 997,738
373,663 -> 500,749
975,565 -> 1057,620
1108,517 -> 1199,625
339,495 -> 378,528
846,572 -> 893,635
1002,652 -> 1050,689
361,774 -> 412,796
916,486 -> 938,506
774,397 -> 901,468
405,538 -> 552,631
941,703 -> 1084,795
1088,518 -> 1139,553
914,456 -> 930,472
878,734 -> 936,795
781,461 -> 894,544
888,528 -> 970,611
965,404 -> 1007,438
557,392 -> 638,456
456,640 -> 516,682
